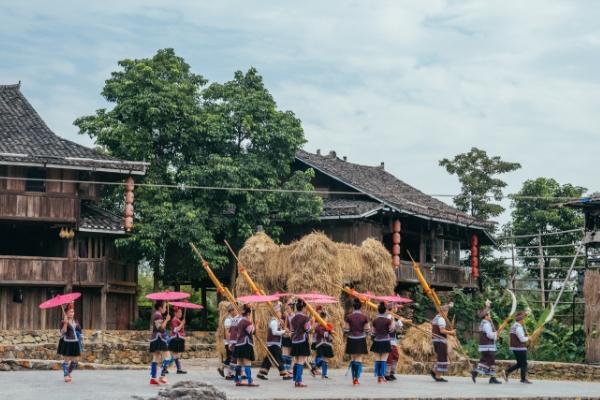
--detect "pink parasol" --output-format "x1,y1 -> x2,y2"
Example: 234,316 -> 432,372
145,291 -> 190,301
294,292 -> 336,300
169,301 -> 204,310
39,292 -> 81,309
371,295 -> 413,304
305,298 -> 338,305
271,292 -> 292,298
237,294 -> 280,303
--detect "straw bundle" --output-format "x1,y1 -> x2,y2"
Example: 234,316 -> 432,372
227,231 -> 399,367
400,322 -> 464,363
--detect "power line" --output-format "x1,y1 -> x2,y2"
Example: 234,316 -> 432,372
0,175 -> 591,202
496,228 -> 584,240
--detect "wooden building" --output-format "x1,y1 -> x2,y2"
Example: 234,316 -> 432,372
287,150 -> 495,290
566,194 -> 600,269
0,83 -> 146,330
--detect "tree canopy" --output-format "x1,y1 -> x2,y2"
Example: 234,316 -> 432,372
439,147 -> 521,221
75,48 -> 322,288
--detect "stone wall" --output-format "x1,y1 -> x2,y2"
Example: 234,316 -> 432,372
397,359 -> 600,382
0,330 -> 216,366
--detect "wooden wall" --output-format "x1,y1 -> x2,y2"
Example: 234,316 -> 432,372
0,286 -> 62,330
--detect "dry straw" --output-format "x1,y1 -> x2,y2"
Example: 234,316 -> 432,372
216,231 -> 463,369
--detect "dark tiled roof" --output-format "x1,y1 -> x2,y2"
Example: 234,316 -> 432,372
321,198 -> 384,219
0,84 -> 147,174
79,203 -> 125,234
296,149 -> 494,230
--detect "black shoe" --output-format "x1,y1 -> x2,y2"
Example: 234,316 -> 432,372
257,373 -> 268,380
489,377 -> 502,384
520,379 -> 532,384
225,375 -> 234,381
471,370 -> 478,383
430,370 -> 437,382
436,377 -> 448,382
176,370 -> 187,374
385,375 -> 396,381
310,366 -> 317,378
217,367 -> 224,377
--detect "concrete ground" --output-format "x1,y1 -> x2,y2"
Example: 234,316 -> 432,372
1,367 -> 599,400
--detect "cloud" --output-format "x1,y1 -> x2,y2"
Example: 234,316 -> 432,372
1,0 -> 599,226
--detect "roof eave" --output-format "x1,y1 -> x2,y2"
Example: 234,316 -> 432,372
296,155 -> 495,235
0,160 -> 146,175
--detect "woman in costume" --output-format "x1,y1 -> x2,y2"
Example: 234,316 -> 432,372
290,298 -> 311,387
281,300 -> 295,375
57,303 -> 81,383
312,308 -> 334,379
219,303 -> 238,380
149,300 -> 171,385
168,306 -> 187,374
502,311 -> 531,384
233,303 -> 259,387
371,302 -> 394,383
430,302 -> 455,382
385,302 -> 404,381
471,301 -> 502,384
257,302 -> 292,381
344,298 -> 370,385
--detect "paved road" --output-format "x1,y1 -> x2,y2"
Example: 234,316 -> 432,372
1,368 -> 599,400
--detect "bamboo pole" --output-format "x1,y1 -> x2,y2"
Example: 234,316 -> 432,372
190,243 -> 279,368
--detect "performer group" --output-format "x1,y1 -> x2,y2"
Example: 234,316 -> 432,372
53,296 -> 532,388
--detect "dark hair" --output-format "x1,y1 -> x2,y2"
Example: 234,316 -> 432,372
352,298 -> 362,310
296,299 -> 306,311
319,310 -> 327,319
154,300 -> 164,310
378,302 -> 386,314
242,304 -> 252,316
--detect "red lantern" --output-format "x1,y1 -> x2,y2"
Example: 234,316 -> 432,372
470,234 -> 479,278
124,176 -> 135,232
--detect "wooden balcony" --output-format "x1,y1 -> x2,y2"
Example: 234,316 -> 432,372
396,260 -> 476,289
0,191 -> 77,222
0,256 -> 134,287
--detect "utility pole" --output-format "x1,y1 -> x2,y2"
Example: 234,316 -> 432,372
511,240 -> 516,290
538,230 -> 545,308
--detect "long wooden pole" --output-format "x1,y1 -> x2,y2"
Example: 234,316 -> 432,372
224,240 -> 335,336
190,243 -> 279,367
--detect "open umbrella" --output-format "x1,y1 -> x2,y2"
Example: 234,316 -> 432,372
169,301 -> 204,320
294,292 -> 336,300
39,292 -> 82,310
169,301 -> 203,309
305,298 -> 338,305
371,294 -> 413,304
145,291 -> 190,301
237,294 -> 280,303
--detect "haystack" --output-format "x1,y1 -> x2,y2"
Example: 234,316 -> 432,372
218,231 -> 396,367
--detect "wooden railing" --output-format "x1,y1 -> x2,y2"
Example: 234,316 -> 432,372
396,260 -> 475,288
0,256 -> 135,286
0,191 -> 77,222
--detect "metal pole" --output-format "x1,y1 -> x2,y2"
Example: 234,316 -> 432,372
538,230 -> 545,308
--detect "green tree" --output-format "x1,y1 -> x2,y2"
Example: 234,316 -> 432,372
75,49 -> 321,289
506,178 -> 586,302
439,147 -> 521,221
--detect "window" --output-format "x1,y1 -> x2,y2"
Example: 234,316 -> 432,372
25,168 -> 46,192
78,236 -> 106,259
426,238 -> 460,266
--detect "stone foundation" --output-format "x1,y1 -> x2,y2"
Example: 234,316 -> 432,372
0,330 -> 216,366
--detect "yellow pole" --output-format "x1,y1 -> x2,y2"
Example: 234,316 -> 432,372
190,243 -> 279,367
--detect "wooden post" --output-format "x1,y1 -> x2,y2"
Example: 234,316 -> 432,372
538,230 -> 545,308
100,286 -> 107,330
470,234 -> 479,278
201,284 -> 208,331
511,241 -> 516,290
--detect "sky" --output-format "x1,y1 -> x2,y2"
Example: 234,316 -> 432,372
1,0 -> 599,227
